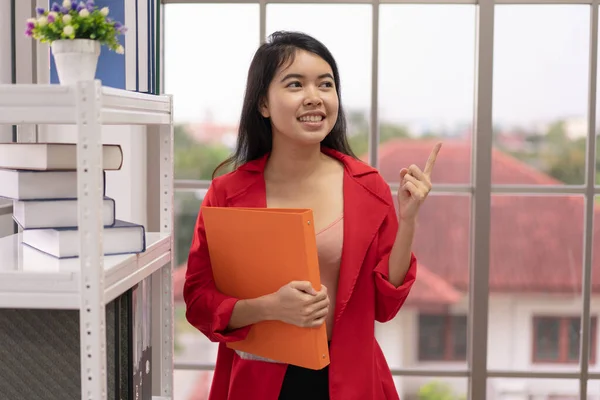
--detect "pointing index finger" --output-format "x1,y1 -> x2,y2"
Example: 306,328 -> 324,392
423,142 -> 442,177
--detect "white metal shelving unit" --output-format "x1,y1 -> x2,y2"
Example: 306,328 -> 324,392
0,80 -> 175,400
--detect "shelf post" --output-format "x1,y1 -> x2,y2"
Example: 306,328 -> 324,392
157,94 -> 174,397
76,80 -> 107,400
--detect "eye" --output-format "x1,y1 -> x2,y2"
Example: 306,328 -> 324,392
286,81 -> 301,88
320,81 -> 334,88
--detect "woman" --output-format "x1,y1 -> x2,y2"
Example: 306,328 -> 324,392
184,31 -> 441,400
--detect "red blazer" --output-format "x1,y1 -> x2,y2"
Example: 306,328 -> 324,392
184,147 -> 417,400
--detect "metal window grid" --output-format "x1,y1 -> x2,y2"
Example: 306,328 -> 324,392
162,0 -> 600,398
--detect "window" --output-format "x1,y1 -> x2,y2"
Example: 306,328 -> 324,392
418,314 -> 467,361
532,316 -> 597,364
492,5 -> 590,185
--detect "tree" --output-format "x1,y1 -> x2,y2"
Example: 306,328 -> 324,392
346,110 -> 411,156
174,125 -> 231,180
418,381 -> 466,400
499,120 -> 600,186
174,191 -> 204,266
173,124 -> 233,265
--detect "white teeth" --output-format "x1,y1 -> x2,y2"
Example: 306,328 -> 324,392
299,115 -> 323,122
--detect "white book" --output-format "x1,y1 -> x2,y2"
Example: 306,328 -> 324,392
13,197 -> 116,229
0,169 -> 105,200
22,220 -> 146,259
0,143 -> 123,171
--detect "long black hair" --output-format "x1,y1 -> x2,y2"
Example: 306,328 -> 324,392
212,31 -> 357,178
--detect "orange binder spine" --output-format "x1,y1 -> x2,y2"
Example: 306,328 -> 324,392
300,211 -> 330,368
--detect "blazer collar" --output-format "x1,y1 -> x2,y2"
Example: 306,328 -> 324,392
236,146 -> 377,177
225,146 -> 392,327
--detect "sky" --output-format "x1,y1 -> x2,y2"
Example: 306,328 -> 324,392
163,3 -> 591,132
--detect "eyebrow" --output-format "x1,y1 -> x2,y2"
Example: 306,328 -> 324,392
280,73 -> 334,82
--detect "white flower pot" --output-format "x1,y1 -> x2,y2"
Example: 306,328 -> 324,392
51,39 -> 101,85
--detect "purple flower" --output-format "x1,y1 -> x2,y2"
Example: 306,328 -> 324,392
60,6 -> 69,13
47,14 -> 55,23
25,28 -> 33,37
36,7 -> 45,15
50,2 -> 61,12
26,21 -> 35,29
76,2 -> 86,11
86,0 -> 95,11
71,2 -> 78,10
113,22 -> 127,33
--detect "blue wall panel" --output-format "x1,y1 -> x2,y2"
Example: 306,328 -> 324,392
50,0 -> 126,89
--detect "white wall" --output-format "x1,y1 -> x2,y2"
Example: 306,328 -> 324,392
376,294 -> 600,399
38,125 -> 148,226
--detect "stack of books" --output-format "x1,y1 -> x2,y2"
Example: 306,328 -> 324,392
0,142 -> 146,259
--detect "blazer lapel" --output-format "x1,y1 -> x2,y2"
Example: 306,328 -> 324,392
334,167 -> 390,324
224,156 -> 268,208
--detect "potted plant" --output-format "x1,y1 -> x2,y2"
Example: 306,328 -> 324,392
25,0 -> 127,85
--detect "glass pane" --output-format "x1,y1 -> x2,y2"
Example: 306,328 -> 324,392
165,4 -> 260,180
418,315 -> 446,361
534,317 -> 561,361
590,380 -> 600,399
493,5 -> 589,185
567,317 -> 580,361
593,198 -> 600,367
405,378 -> 467,400
488,195 -> 584,369
451,316 -> 468,360
172,189 -> 219,398
488,378 -> 581,399
380,194 -> 470,367
378,5 -> 475,183
266,4 -> 372,158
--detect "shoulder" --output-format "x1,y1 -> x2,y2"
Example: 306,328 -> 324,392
207,160 -> 263,204
340,154 -> 393,203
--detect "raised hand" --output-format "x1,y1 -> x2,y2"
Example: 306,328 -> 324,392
272,281 -> 329,328
397,142 -> 442,222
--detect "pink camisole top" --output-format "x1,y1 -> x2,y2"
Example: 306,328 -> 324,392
316,214 -> 344,340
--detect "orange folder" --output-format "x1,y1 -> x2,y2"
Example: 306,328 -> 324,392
201,206 -> 330,370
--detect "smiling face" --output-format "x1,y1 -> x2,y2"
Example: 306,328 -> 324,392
259,49 -> 340,147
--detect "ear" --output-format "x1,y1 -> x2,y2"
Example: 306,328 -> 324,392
259,97 -> 270,118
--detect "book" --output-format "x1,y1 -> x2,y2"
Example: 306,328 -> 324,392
0,143 -> 123,171
13,197 -> 116,229
0,169 -> 106,200
22,219 -> 146,259
202,206 -> 330,370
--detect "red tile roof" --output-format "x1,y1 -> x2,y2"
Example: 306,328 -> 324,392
377,137 -> 562,185
404,265 -> 462,307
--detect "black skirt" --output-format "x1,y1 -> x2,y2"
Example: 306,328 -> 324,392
278,364 -> 330,400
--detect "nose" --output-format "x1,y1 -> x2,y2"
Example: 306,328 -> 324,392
303,86 -> 322,107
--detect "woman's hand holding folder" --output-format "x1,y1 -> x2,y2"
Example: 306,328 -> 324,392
227,281 -> 329,331
271,281 -> 330,328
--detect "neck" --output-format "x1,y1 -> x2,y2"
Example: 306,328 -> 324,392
265,136 -> 324,181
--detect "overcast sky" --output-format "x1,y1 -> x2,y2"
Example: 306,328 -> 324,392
164,4 -> 590,131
